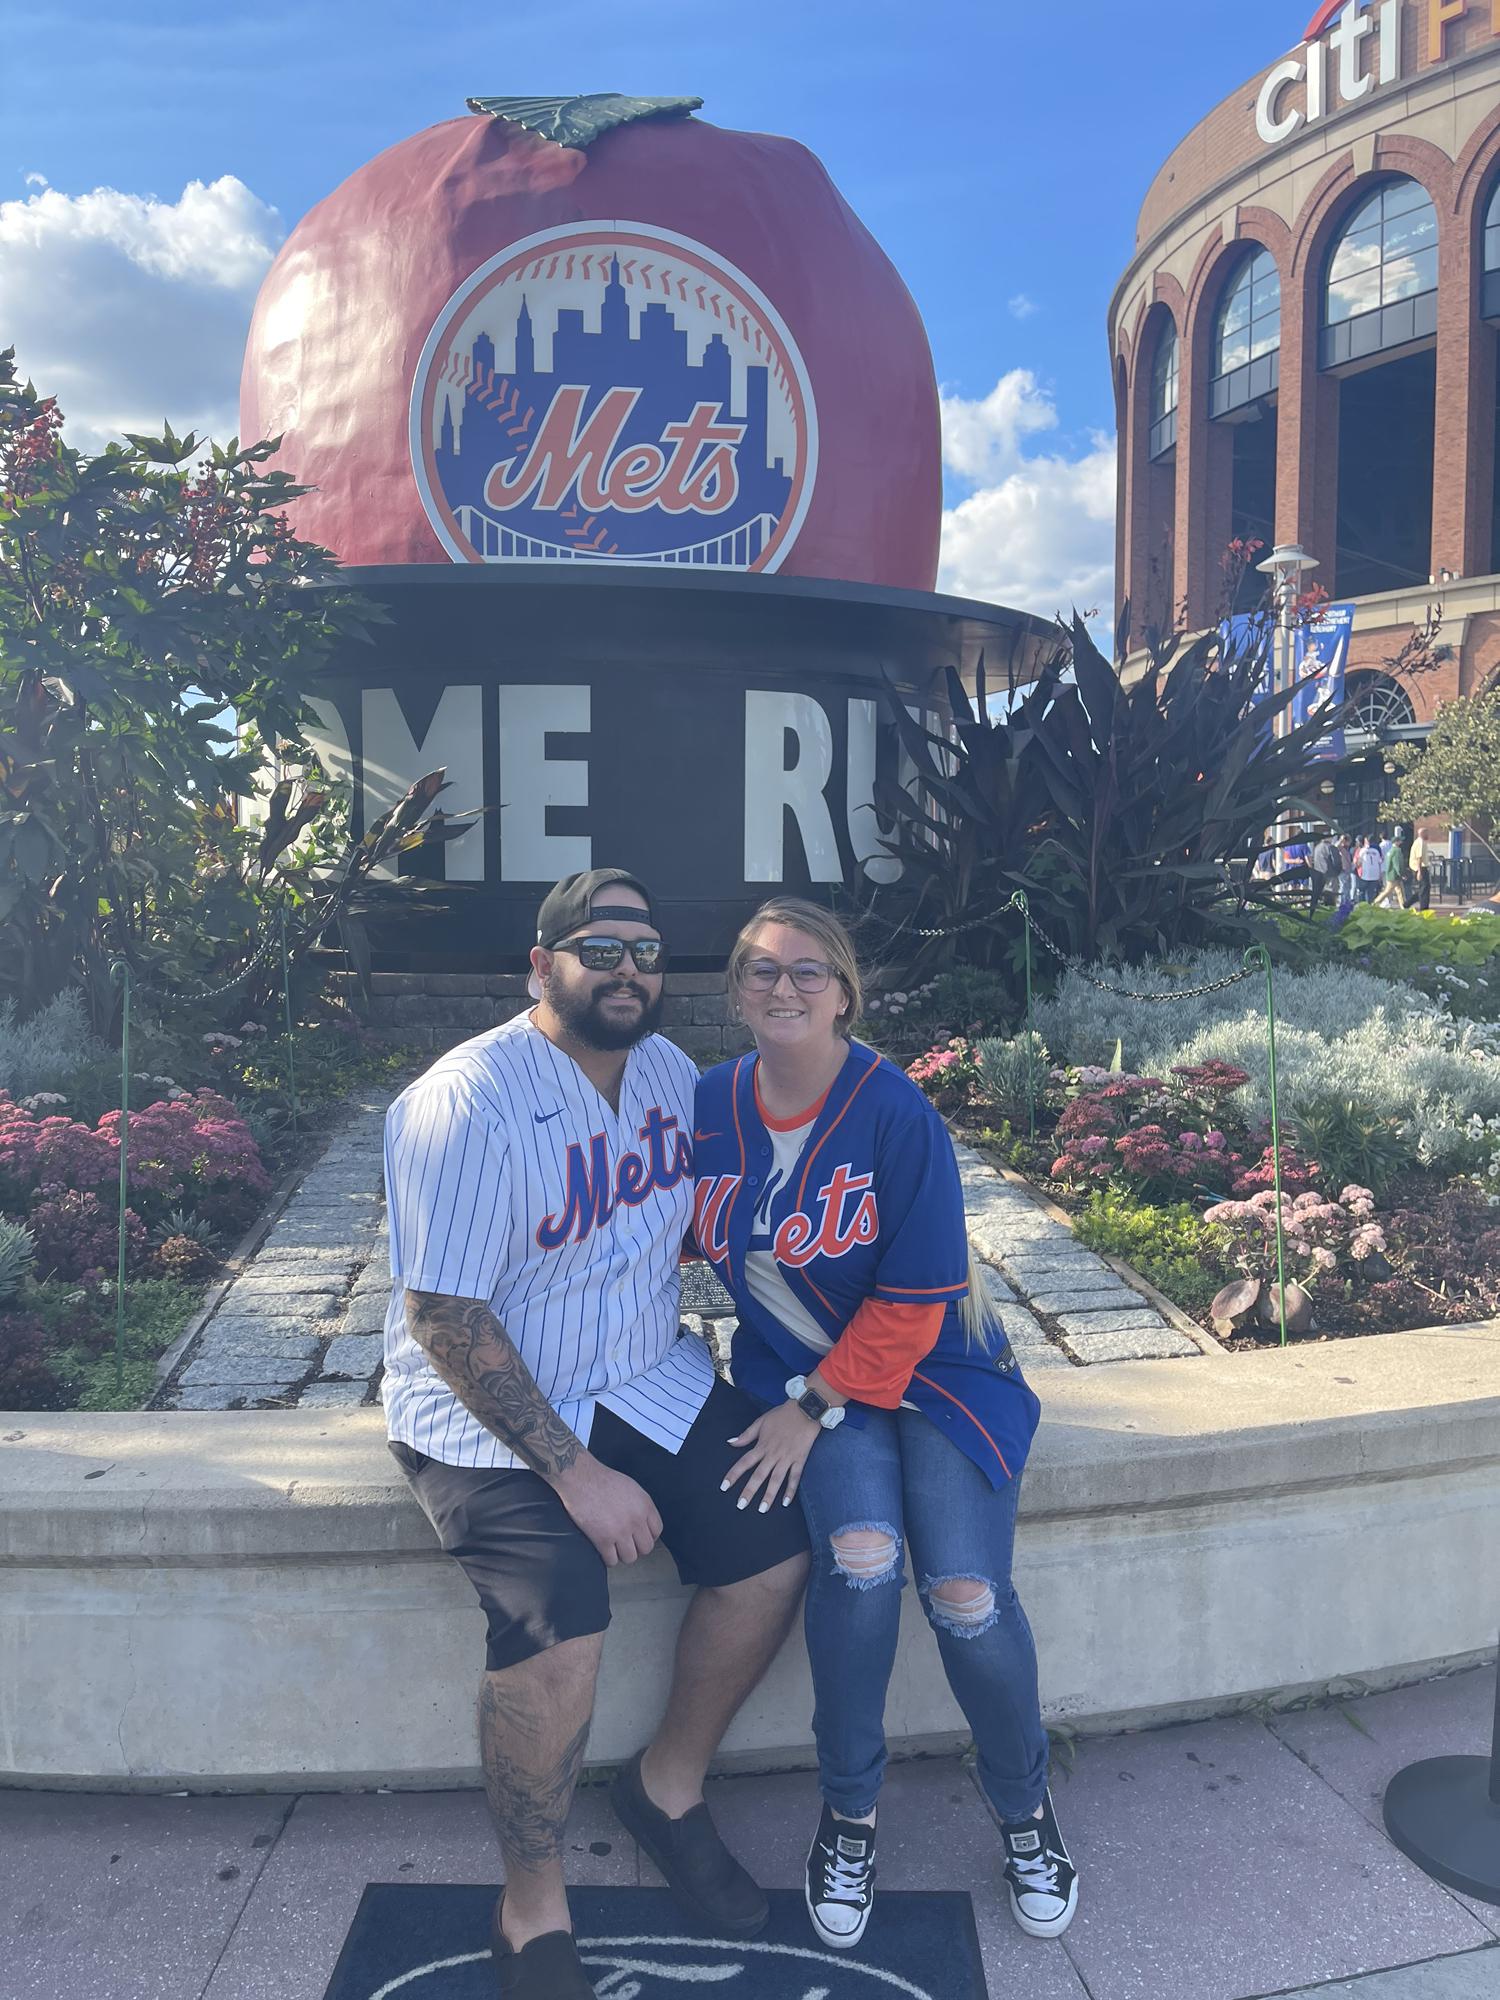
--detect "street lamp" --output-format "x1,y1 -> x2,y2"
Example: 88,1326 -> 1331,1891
1257,544 -> 1320,856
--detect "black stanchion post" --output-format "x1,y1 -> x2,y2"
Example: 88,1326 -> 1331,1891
1382,1642 -> 1500,1903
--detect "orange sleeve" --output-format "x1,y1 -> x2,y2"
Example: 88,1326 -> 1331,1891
816,1299 -> 946,1410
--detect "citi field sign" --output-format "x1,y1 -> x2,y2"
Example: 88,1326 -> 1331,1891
409,222 -> 818,571
1257,0 -> 1500,147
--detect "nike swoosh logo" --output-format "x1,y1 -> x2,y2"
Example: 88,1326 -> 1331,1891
534,1109 -> 565,1124
693,1130 -> 721,1141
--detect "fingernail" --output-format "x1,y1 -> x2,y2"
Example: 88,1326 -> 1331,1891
737,1497 -> 749,1510
783,1496 -> 793,1506
719,1481 -> 731,1493
758,1502 -> 770,1514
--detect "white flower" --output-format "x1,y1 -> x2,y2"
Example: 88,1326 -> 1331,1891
18,1091 -> 67,1111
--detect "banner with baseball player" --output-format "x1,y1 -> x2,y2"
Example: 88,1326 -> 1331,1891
1290,602 -> 1353,762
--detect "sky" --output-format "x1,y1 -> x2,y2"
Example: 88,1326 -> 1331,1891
0,0 -> 1299,622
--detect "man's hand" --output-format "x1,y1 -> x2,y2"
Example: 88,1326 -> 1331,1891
550,1454 -> 663,1567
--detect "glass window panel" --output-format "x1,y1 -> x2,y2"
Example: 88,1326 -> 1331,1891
1488,182 -> 1500,232
1381,178 -> 1426,220
1219,326 -> 1251,373
1251,249 -> 1277,286
1220,292 -> 1250,337
1327,268 -> 1382,323
1486,223 -> 1500,274
1382,296 -> 1416,348
1330,230 -> 1381,284
1383,204 -> 1436,260
1251,273 -> 1280,315
1250,315 -> 1280,361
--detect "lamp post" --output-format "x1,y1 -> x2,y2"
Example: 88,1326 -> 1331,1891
1383,1649 -> 1500,1905
1257,543 -> 1320,862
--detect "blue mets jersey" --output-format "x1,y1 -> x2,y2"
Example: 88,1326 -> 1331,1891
693,1040 -> 1040,1488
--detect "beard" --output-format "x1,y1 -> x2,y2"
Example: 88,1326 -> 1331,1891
545,972 -> 664,1051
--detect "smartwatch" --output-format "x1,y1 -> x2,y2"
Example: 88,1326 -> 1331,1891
786,1374 -> 846,1430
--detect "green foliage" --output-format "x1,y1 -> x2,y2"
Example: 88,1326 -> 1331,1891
870,612 -> 1342,969
0,1213 -> 34,1302
1290,1094 -> 1408,1199
1315,905 -> 1500,1018
1070,1192 -> 1228,1314
0,347 -> 389,1026
1392,690 -> 1500,856
973,1033 -> 1050,1123
25,1275 -> 198,1411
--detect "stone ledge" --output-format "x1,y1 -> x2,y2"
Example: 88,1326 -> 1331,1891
4,1329 -> 1496,1787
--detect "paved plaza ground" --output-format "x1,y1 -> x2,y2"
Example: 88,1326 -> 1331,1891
2,1665 -> 1495,2000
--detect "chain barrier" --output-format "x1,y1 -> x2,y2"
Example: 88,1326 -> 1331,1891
111,924 -> 281,1006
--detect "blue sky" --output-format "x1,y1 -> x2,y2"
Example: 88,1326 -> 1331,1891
0,0 -> 1300,614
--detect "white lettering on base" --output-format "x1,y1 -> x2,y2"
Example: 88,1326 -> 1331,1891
743,690 -> 841,884
496,684 -> 591,882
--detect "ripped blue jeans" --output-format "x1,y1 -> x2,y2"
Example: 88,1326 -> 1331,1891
797,1404 -> 1049,1823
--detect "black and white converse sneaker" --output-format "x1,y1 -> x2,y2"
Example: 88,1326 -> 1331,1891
1001,1788 -> 1078,1938
805,1803 -> 877,1950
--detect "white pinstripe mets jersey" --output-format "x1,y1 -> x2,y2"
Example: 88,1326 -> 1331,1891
380,1013 -> 714,1469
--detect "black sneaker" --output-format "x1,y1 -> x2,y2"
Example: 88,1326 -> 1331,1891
805,1802 -> 877,1950
1000,1788 -> 1078,1938
490,1896 -> 594,1998
610,1751 -> 769,1938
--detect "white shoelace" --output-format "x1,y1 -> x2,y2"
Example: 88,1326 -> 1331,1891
819,1843 -> 872,1905
1008,1848 -> 1062,1897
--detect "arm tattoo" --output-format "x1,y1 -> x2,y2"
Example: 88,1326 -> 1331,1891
404,1290 -> 582,1478
478,1680 -> 592,1872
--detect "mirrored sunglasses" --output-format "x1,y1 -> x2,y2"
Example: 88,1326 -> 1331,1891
553,936 -> 667,974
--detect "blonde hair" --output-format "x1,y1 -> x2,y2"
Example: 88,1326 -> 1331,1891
729,898 -> 864,1037
730,899 -> 1000,1354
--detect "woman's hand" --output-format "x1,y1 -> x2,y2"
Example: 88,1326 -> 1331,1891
722,1401 -> 821,1513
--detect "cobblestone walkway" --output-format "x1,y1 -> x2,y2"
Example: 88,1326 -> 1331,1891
159,1101 -> 1205,1409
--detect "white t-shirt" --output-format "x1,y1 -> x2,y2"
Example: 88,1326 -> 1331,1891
381,1013 -> 713,1469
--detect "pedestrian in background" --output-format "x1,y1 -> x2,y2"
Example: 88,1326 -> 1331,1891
1309,830 -> 1339,913
1358,837 -> 1384,903
1337,834 -> 1358,909
1374,831 -> 1409,909
1410,826 -> 1432,911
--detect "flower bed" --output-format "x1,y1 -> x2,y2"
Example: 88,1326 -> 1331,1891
891,948 -> 1500,1344
0,989 -> 416,1410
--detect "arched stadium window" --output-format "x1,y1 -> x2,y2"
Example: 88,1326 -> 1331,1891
1322,178 -> 1438,368
1210,249 -> 1281,418
1483,177 -> 1500,319
1344,670 -> 1417,735
1149,323 -> 1179,459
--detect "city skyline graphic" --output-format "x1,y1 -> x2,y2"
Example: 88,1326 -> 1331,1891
419,233 -> 811,568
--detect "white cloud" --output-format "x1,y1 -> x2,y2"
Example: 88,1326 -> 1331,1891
938,369 -> 1117,629
23,172 -> 48,190
0,176 -> 281,453
1007,292 -> 1039,320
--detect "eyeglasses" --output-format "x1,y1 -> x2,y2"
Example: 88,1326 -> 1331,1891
551,936 -> 667,975
736,956 -> 838,995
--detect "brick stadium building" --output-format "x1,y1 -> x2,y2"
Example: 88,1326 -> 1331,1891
1111,1 -> 1500,842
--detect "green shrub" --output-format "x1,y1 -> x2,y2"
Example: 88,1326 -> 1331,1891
974,1033 -> 1050,1123
35,1276 -> 200,1412
0,992 -> 108,1104
1071,1192 -> 1229,1315
1290,1095 -> 1408,1199
0,1215 -> 34,1304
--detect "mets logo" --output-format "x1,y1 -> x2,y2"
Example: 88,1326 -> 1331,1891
409,221 -> 818,571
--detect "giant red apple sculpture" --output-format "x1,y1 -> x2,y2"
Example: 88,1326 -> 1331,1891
240,94 -> 941,589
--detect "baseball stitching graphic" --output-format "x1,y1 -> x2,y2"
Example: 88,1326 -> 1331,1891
410,222 -> 818,571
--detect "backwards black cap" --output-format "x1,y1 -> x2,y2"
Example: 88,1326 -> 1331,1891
536,868 -> 657,949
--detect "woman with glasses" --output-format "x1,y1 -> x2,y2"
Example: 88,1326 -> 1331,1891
692,899 -> 1076,1953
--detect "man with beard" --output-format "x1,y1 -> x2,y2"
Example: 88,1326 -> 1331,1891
382,869 -> 809,2000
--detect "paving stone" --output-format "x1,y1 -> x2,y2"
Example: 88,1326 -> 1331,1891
337,1294 -> 389,1338
288,1190 -> 384,1212
319,1332 -> 384,1379
179,1353 -> 313,1388
224,1280 -> 347,1307
1058,1325 -> 1201,1363
297,1381 -> 370,1409
680,1261 -> 736,1315
262,1216 -> 381,1250
196,1326 -> 325,1362
1054,1306 -> 1171,1337
993,1301 -> 1050,1347
1026,1283 -> 1147,1316
167,1386 -> 260,1409
976,1265 -> 1016,1302
246,1248 -> 357,1275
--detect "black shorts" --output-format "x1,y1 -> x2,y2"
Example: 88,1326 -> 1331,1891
390,1375 -> 809,1672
